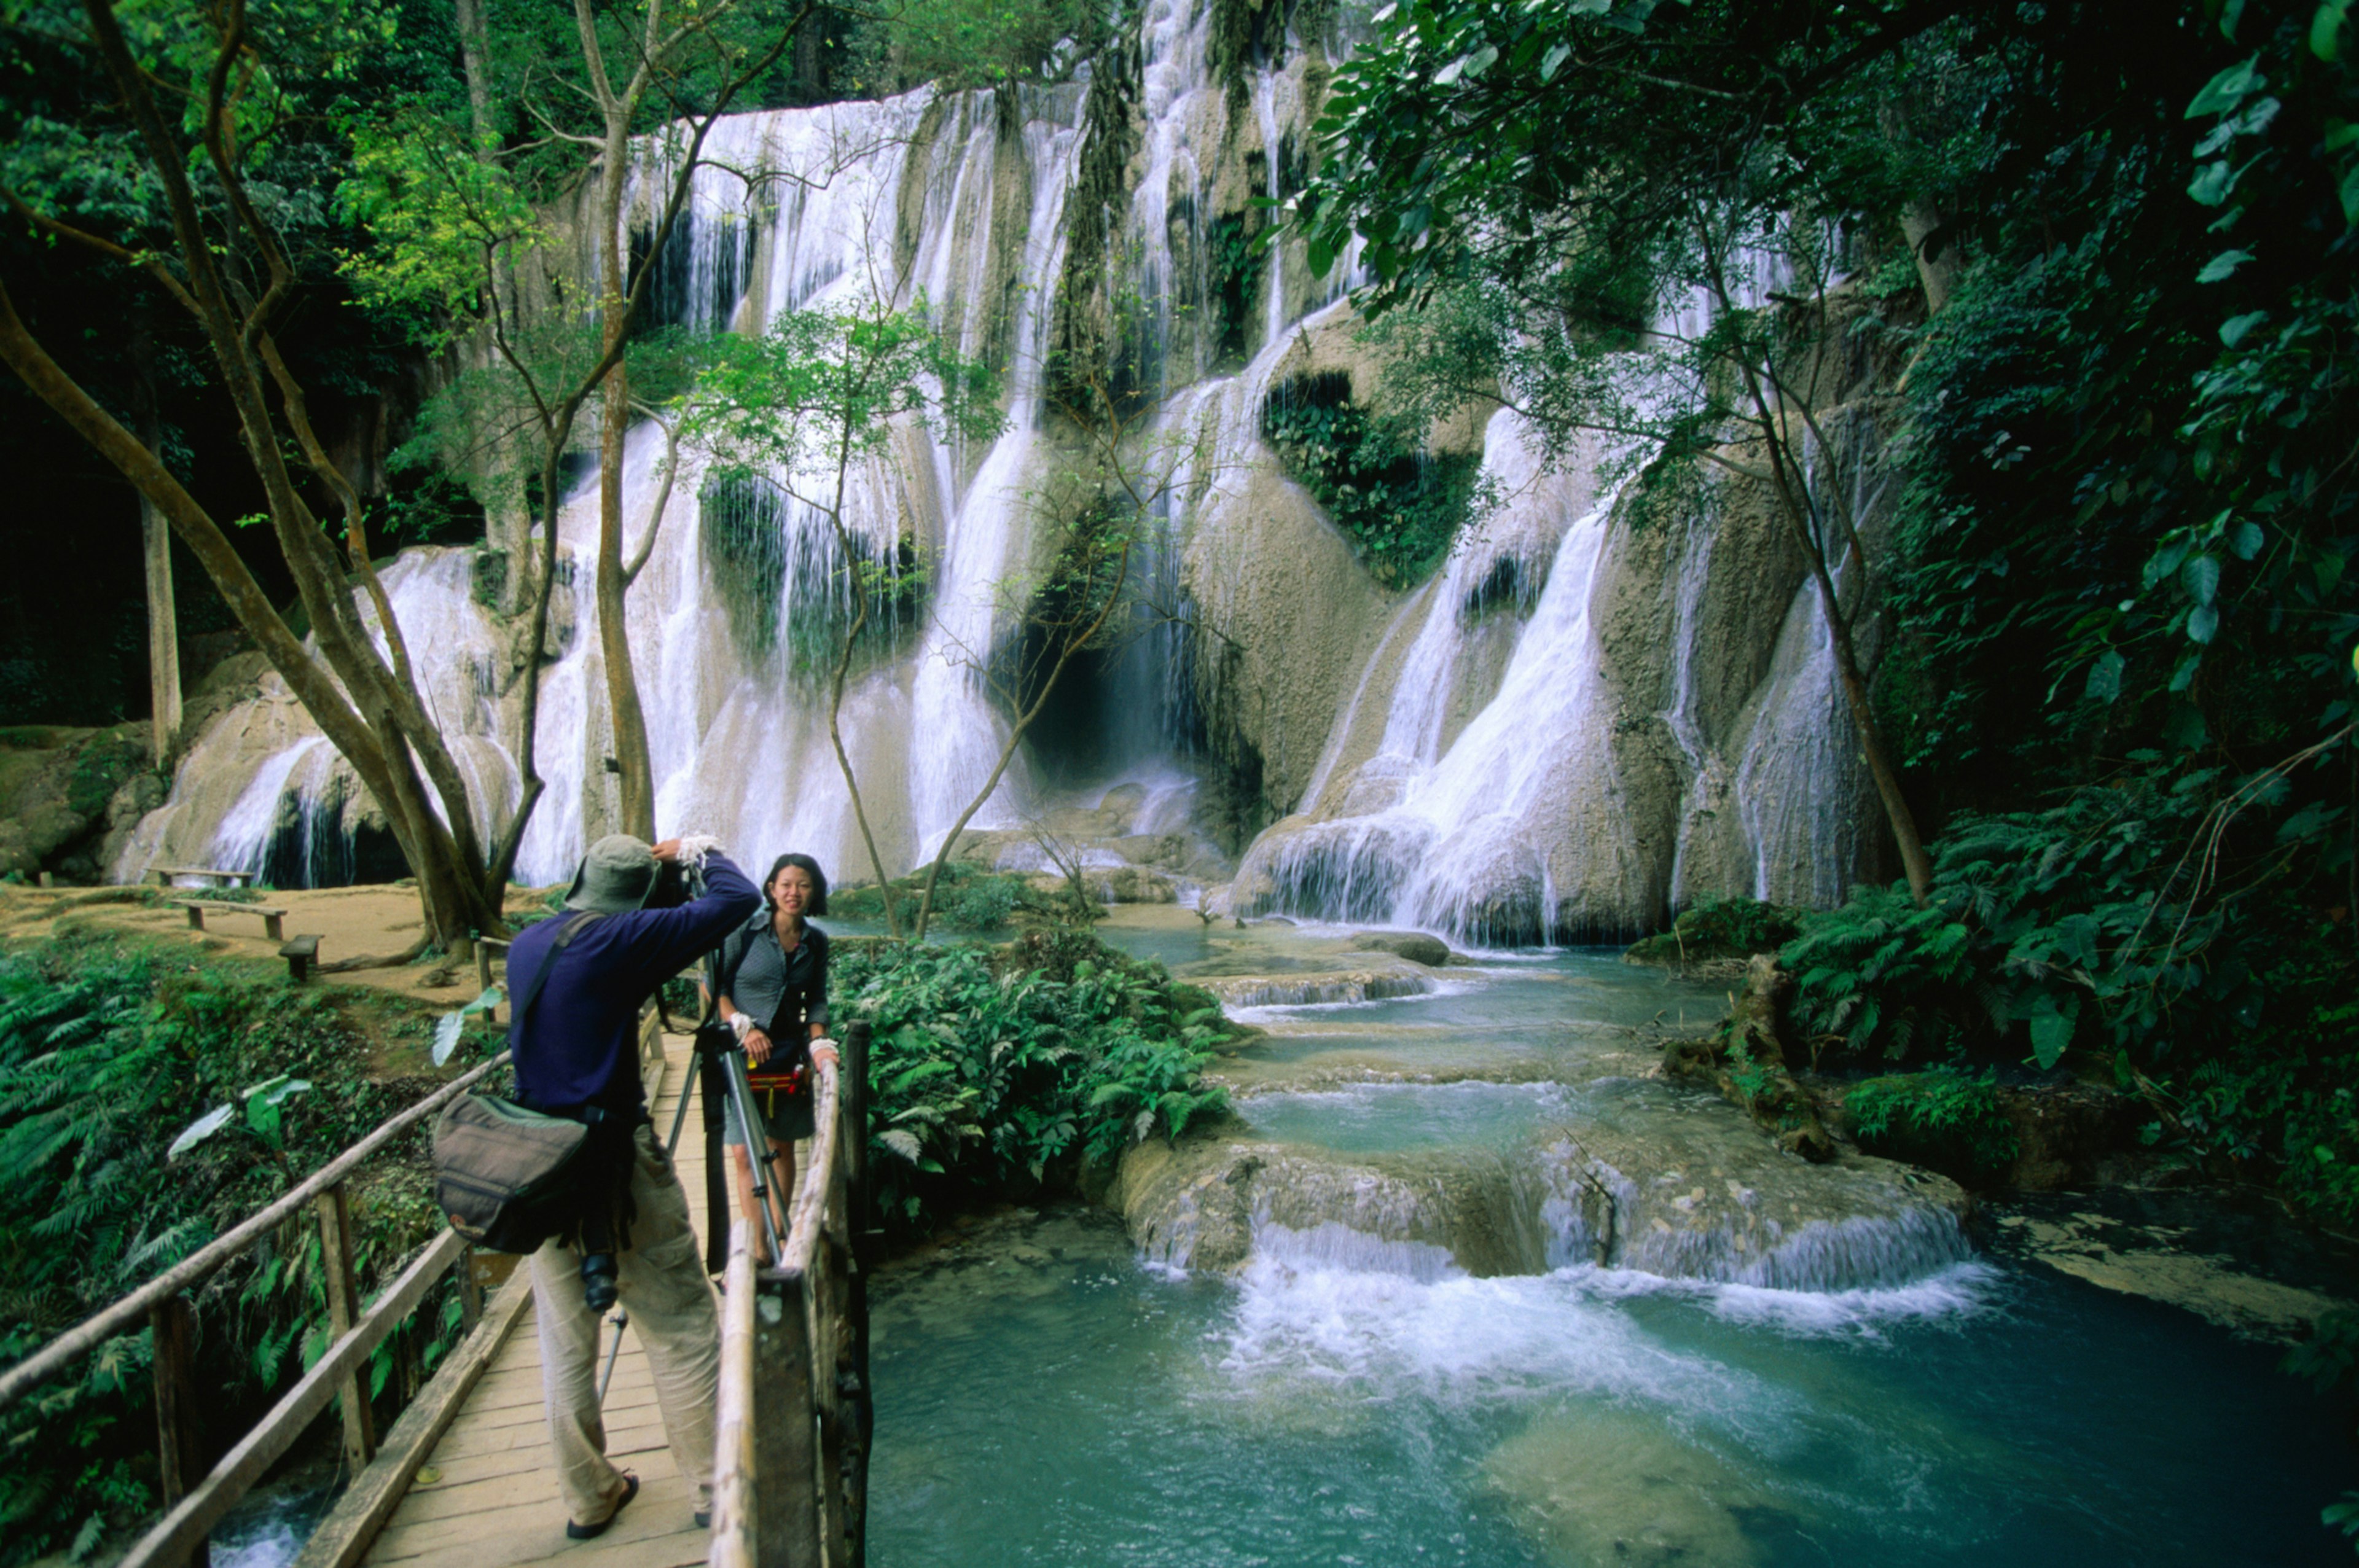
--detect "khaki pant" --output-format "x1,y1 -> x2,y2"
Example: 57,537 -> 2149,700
529,1125 -> 719,1528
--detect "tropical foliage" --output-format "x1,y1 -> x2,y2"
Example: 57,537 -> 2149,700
0,934 -> 473,1564
836,931 -> 1232,1232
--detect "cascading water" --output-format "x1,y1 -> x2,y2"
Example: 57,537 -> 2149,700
120,0 -> 1876,942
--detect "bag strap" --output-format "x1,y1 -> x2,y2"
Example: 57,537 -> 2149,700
514,910 -> 603,1023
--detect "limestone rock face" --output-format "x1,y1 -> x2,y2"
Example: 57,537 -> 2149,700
0,725 -> 157,882
117,16 -> 1880,924
1111,1083 -> 1971,1289
1230,402 -> 1895,942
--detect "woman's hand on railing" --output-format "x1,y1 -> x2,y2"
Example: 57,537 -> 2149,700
810,1037 -> 840,1073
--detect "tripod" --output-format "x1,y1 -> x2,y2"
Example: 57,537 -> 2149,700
596,1026 -> 788,1402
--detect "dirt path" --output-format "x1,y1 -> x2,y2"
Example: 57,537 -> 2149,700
0,881 -> 561,1007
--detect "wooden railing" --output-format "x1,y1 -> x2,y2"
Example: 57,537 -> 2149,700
711,1020 -> 873,1568
0,1051 -> 517,1568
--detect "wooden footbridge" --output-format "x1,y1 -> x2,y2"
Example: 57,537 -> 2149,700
0,1009 -> 871,1568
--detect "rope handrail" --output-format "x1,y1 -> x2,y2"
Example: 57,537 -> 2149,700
0,1048 -> 513,1413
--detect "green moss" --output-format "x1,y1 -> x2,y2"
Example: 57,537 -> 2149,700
64,732 -> 147,820
1845,1068 -> 2019,1187
1625,895 -> 1804,965
698,472 -> 918,674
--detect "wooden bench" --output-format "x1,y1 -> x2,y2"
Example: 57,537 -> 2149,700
183,900 -> 289,942
279,935 -> 322,983
148,865 -> 256,888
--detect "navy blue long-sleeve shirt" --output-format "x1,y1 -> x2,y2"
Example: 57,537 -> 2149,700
507,851 -> 760,1118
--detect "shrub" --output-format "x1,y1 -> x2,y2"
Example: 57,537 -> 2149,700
1844,1069 -> 2020,1187
0,935 -> 467,1566
1261,372 -> 1482,587
939,874 -> 1020,932
834,934 -> 1231,1232
1782,884 -> 1992,1063
1626,894 -> 1803,964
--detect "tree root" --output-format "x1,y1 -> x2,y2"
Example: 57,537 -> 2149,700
319,936 -> 432,973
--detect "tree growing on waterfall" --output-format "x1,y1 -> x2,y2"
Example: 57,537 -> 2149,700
671,286 -> 1005,939
896,314 -> 1224,940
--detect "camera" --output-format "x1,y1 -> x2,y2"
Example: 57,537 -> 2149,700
643,856 -> 706,911
581,1250 -> 619,1311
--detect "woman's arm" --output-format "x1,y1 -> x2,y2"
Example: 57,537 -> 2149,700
716,990 -> 775,1065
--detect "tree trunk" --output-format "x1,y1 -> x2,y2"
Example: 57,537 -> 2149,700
1755,409 -> 1935,905
454,0 -> 536,614
595,131 -> 657,840
820,411 -> 903,940
139,494 -> 181,766
1900,199 -> 1958,318
131,323 -> 180,766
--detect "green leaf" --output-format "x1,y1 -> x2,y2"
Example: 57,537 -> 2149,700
2197,249 -> 2253,283
2084,650 -> 2126,703
2188,160 -> 2242,206
2186,56 -> 2264,119
2028,993 -> 2078,1070
2312,0 -> 2351,61
2187,603 -> 2220,644
167,1104 -> 235,1160
2230,520 -> 2265,560
2219,310 -> 2269,346
2181,553 -> 2221,606
1540,41 -> 1571,80
432,1011 -> 466,1067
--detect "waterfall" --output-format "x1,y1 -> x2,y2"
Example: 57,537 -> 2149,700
121,0 -> 1877,923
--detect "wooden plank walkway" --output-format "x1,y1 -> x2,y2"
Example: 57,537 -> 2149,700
364,1036 -> 716,1568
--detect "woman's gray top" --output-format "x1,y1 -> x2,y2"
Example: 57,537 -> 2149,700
716,915 -> 831,1040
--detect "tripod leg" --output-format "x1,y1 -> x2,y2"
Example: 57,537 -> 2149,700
597,1308 -> 628,1404
719,1051 -> 788,1263
700,1053 -> 728,1274
663,1064 -> 696,1159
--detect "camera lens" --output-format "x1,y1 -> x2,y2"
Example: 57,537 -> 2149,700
581,1252 -> 619,1311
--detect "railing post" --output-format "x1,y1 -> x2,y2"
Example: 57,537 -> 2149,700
842,1023 -> 869,1249
814,1179 -> 849,1565
149,1292 -> 209,1568
752,1267 -> 818,1567
314,1184 -> 377,1473
840,1020 -> 872,1568
455,1244 -> 483,1335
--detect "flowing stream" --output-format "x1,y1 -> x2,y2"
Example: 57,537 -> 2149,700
864,915 -> 2351,1567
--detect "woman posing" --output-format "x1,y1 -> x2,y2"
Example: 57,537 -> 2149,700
713,853 -> 837,1262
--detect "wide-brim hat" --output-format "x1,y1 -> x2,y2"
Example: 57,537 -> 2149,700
564,833 -> 659,914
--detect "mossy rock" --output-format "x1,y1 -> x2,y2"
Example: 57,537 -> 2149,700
1625,895 -> 1804,966
1837,1070 -> 2020,1189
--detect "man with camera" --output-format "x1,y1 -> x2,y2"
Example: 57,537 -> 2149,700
507,833 -> 759,1539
